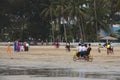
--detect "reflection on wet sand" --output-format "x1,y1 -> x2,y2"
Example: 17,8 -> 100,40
0,67 -> 120,80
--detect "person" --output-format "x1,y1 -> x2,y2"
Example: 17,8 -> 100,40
24,42 -> 29,51
65,41 -> 71,52
98,43 -> 103,53
6,45 -> 12,53
25,42 -> 29,51
81,44 -> 87,57
77,43 -> 82,59
24,42 -> 28,51
106,42 -> 111,55
13,41 -> 17,52
110,42 -> 114,54
85,44 -> 92,61
77,43 -> 87,59
55,41 -> 59,48
6,41 -> 12,53
87,44 -> 92,53
8,41 -> 11,46
103,43 -> 107,47
17,41 -> 20,52
20,43 -> 24,51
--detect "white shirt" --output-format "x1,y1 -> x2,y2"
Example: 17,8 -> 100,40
26,43 -> 29,47
82,46 -> 87,51
77,46 -> 82,52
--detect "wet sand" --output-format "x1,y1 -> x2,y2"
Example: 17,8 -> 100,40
0,45 -> 120,80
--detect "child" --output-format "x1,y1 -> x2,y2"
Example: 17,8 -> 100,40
6,45 -> 12,53
20,45 -> 24,51
98,43 -> 101,53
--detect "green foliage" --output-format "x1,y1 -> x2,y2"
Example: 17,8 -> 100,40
0,0 -> 120,42
116,29 -> 120,38
109,33 -> 117,38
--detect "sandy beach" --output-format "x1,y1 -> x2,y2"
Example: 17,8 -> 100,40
0,45 -> 120,80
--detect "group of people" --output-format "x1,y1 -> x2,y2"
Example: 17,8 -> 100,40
98,42 -> 114,55
76,43 -> 92,60
105,42 -> 114,55
6,41 -> 29,53
13,41 -> 29,52
54,41 -> 71,52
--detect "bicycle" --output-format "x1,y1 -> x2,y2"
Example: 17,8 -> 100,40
73,50 -> 93,62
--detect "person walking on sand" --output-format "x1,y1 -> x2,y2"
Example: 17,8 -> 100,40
65,41 -> 71,52
98,43 -> 103,53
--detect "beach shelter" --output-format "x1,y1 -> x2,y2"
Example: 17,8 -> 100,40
100,36 -> 117,43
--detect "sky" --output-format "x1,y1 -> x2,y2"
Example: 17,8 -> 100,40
113,24 -> 120,32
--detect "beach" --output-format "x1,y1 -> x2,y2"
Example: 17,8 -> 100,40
0,45 -> 120,80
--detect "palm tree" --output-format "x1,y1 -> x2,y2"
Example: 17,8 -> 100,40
86,0 -> 111,41
40,0 -> 119,42
55,0 -> 68,43
102,0 -> 120,31
64,0 -> 87,42
40,1 -> 57,42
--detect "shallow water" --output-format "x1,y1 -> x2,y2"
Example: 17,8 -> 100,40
0,67 -> 120,80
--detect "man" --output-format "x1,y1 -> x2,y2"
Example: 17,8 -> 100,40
77,43 -> 82,58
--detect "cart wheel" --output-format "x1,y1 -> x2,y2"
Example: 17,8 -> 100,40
88,57 -> 93,62
73,55 -> 78,61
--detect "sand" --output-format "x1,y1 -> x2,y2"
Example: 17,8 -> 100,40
0,45 -> 120,80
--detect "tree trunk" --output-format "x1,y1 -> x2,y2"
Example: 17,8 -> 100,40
78,18 -> 83,43
51,17 -> 55,42
62,19 -> 67,44
94,0 -> 98,41
52,23 -> 55,42
80,17 -> 85,42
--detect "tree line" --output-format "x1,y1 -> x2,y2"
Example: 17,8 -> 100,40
0,0 -> 120,43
